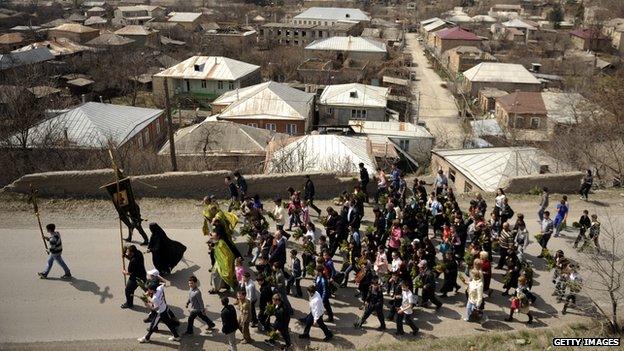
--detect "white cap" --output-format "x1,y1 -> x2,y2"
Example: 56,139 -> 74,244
147,269 -> 160,277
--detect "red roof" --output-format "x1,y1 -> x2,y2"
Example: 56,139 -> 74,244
570,28 -> 607,40
435,26 -> 481,41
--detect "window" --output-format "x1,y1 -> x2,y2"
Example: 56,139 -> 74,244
530,117 -> 540,129
294,30 -> 299,37
351,109 -> 367,120
265,123 -> 276,132
228,82 -> 234,90
156,119 -> 161,135
286,123 -> 298,135
137,134 -> 144,149
398,139 -> 409,151
449,169 -> 456,182
302,31 -> 306,37
294,40 -> 299,45
218,81 -> 224,89
464,183 -> 473,193
515,116 -> 524,128
247,122 -> 258,128
201,80 -> 207,88
144,129 -> 150,144
327,107 -> 334,116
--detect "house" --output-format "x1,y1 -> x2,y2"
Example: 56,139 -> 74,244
488,4 -> 524,20
0,33 -> 25,53
296,58 -> 367,84
264,134 -> 377,175
305,36 -> 387,61
348,120 -> 435,164
293,7 -> 370,27
68,13 -> 87,23
158,120 -> 288,172
442,46 -> 497,76
212,81 -> 315,135
114,25 -> 158,46
14,38 -> 93,58
433,27 -> 482,55
166,12 -> 205,31
570,28 -> 610,52
47,23 -> 99,44
114,5 -> 165,25
85,6 -> 106,17
603,18 -> 624,54
494,91 -> 595,142
260,21 -> 362,47
419,17 -> 441,32
502,18 -> 537,34
84,16 -> 108,27
461,62 -> 542,97
422,19 -> 453,47
478,87 -> 508,112
431,147 -> 574,193
152,56 -> 262,106
445,7 -> 472,24
318,83 -> 389,125
17,102 -> 165,150
0,47 -> 54,71
86,33 -> 136,48
205,24 -> 258,48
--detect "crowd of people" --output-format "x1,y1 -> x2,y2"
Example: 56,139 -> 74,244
36,165 -> 603,350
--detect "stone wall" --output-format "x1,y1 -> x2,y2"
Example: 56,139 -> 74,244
3,169 -> 360,199
502,171 -> 584,194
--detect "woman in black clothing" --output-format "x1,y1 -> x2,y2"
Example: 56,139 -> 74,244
121,245 -> 146,309
439,252 -> 460,297
147,223 -> 186,275
579,169 -> 593,200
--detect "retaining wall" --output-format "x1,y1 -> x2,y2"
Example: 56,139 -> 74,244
3,169 -> 361,199
502,171 -> 584,194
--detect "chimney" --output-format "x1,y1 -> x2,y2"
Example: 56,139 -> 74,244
531,63 -> 541,73
81,94 -> 86,103
99,95 -> 103,103
245,14 -> 248,26
63,128 -> 69,144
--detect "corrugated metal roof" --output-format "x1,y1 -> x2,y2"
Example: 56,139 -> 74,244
22,102 -> 163,148
305,36 -> 387,53
158,120 -> 287,156
87,33 -> 134,46
0,47 -> 54,70
167,12 -> 202,23
51,23 -> 98,33
420,17 -> 441,25
154,56 -> 260,81
463,62 -> 541,84
470,119 -> 503,137
0,32 -> 24,44
294,7 -> 370,22
433,147 -> 545,192
217,81 -> 314,120
14,38 -> 93,57
114,25 -> 154,36
319,83 -> 388,108
541,92 -> 589,124
471,15 -> 497,23
349,120 -> 434,138
423,19 -> 448,32
266,134 -> 377,175
503,19 -> 537,30
84,16 -> 108,26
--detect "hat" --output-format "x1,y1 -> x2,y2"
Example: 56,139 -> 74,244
147,269 -> 160,277
418,260 -> 427,268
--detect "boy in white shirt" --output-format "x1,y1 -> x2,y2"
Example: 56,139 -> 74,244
395,281 -> 419,336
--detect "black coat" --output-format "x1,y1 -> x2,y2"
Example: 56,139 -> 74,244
273,303 -> 290,330
147,223 -> 186,274
304,179 -> 315,200
221,304 -> 239,334
127,251 -> 147,282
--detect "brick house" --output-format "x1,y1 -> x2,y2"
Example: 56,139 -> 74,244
433,27 -> 482,55
570,28 -> 610,51
47,23 -> 99,44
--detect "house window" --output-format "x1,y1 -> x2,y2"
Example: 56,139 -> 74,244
464,182 -> 473,193
144,129 -> 150,144
218,81 -> 224,89
137,134 -> 144,148
201,80 -> 207,88
247,122 -> 258,128
294,40 -> 299,45
228,82 -> 234,90
287,123 -> 298,135
398,139 -> 409,151
302,31 -> 306,37
327,107 -> 334,116
515,116 -> 524,128
449,169 -> 456,182
156,119 -> 161,135
530,117 -> 540,129
351,109 -> 367,120
265,123 -> 276,132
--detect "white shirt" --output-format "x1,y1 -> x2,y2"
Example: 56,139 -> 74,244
391,257 -> 403,273
468,279 -> 483,306
273,206 -> 287,226
495,194 -> 506,209
400,290 -> 416,315
309,291 -> 325,321
244,279 -> 258,302
150,284 -> 167,314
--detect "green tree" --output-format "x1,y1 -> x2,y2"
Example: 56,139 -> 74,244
548,3 -> 565,29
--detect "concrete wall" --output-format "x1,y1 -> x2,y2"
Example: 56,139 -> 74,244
318,105 -> 386,125
4,169 -> 361,199
502,171 -> 584,194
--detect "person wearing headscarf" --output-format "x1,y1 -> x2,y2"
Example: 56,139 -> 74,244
147,223 -> 186,276
209,217 -> 242,293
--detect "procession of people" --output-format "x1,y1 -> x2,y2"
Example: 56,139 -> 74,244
35,166 -> 601,350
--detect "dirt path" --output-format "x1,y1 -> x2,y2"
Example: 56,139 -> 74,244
1,190 -> 623,350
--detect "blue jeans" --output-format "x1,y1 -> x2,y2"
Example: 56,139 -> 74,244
42,253 -> 70,276
466,301 -> 476,320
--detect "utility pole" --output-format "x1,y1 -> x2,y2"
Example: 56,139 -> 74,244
163,79 -> 177,171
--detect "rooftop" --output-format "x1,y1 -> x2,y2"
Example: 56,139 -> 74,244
294,7 -> 370,22
14,38 -> 93,57
502,18 -> 537,30
86,33 -> 135,46
349,120 -> 434,139
463,62 -> 541,84
19,102 -> 164,148
84,16 -> 108,26
305,36 -> 386,53
497,91 -> 546,115
0,33 -> 24,45
114,25 -> 154,36
0,47 -> 55,70
435,26 -> 481,40
154,56 -> 260,81
167,12 -> 203,23
51,23 -> 98,33
319,83 -> 389,108
570,28 -> 608,40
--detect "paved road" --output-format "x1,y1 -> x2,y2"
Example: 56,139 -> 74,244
1,194 -> 621,350
405,33 -> 464,149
